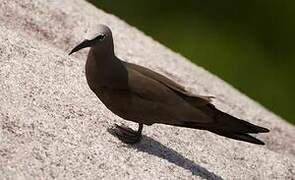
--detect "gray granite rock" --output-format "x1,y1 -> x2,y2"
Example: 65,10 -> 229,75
0,0 -> 294,179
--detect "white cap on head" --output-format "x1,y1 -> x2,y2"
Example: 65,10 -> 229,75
85,24 -> 112,40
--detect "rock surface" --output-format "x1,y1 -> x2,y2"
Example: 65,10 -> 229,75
0,0 -> 294,179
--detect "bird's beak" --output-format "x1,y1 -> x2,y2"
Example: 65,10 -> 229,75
68,39 -> 93,55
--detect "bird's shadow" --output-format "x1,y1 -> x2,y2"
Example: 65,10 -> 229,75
110,131 -> 223,180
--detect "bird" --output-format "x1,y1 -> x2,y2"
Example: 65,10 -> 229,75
69,24 -> 269,145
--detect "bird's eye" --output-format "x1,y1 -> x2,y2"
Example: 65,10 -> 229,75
97,34 -> 106,41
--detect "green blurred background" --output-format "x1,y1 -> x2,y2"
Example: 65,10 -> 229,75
88,0 -> 295,124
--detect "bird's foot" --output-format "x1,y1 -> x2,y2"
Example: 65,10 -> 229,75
108,124 -> 142,144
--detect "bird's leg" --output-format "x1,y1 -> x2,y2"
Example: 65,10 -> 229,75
108,123 -> 143,144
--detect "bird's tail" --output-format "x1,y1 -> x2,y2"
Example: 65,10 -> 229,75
208,130 -> 266,145
180,104 -> 269,145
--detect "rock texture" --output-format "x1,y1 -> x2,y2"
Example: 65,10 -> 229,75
0,0 -> 294,179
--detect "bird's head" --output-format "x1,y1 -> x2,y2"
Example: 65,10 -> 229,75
69,24 -> 114,55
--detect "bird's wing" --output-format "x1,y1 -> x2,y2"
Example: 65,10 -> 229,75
124,62 -> 213,106
125,65 -> 186,104
110,64 -> 214,124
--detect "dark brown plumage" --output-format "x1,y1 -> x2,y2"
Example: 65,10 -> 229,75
69,25 -> 269,145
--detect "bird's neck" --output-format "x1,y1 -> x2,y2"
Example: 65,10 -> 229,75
86,48 -> 128,90
90,47 -> 118,69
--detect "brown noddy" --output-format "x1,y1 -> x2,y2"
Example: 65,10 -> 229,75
69,25 -> 269,145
